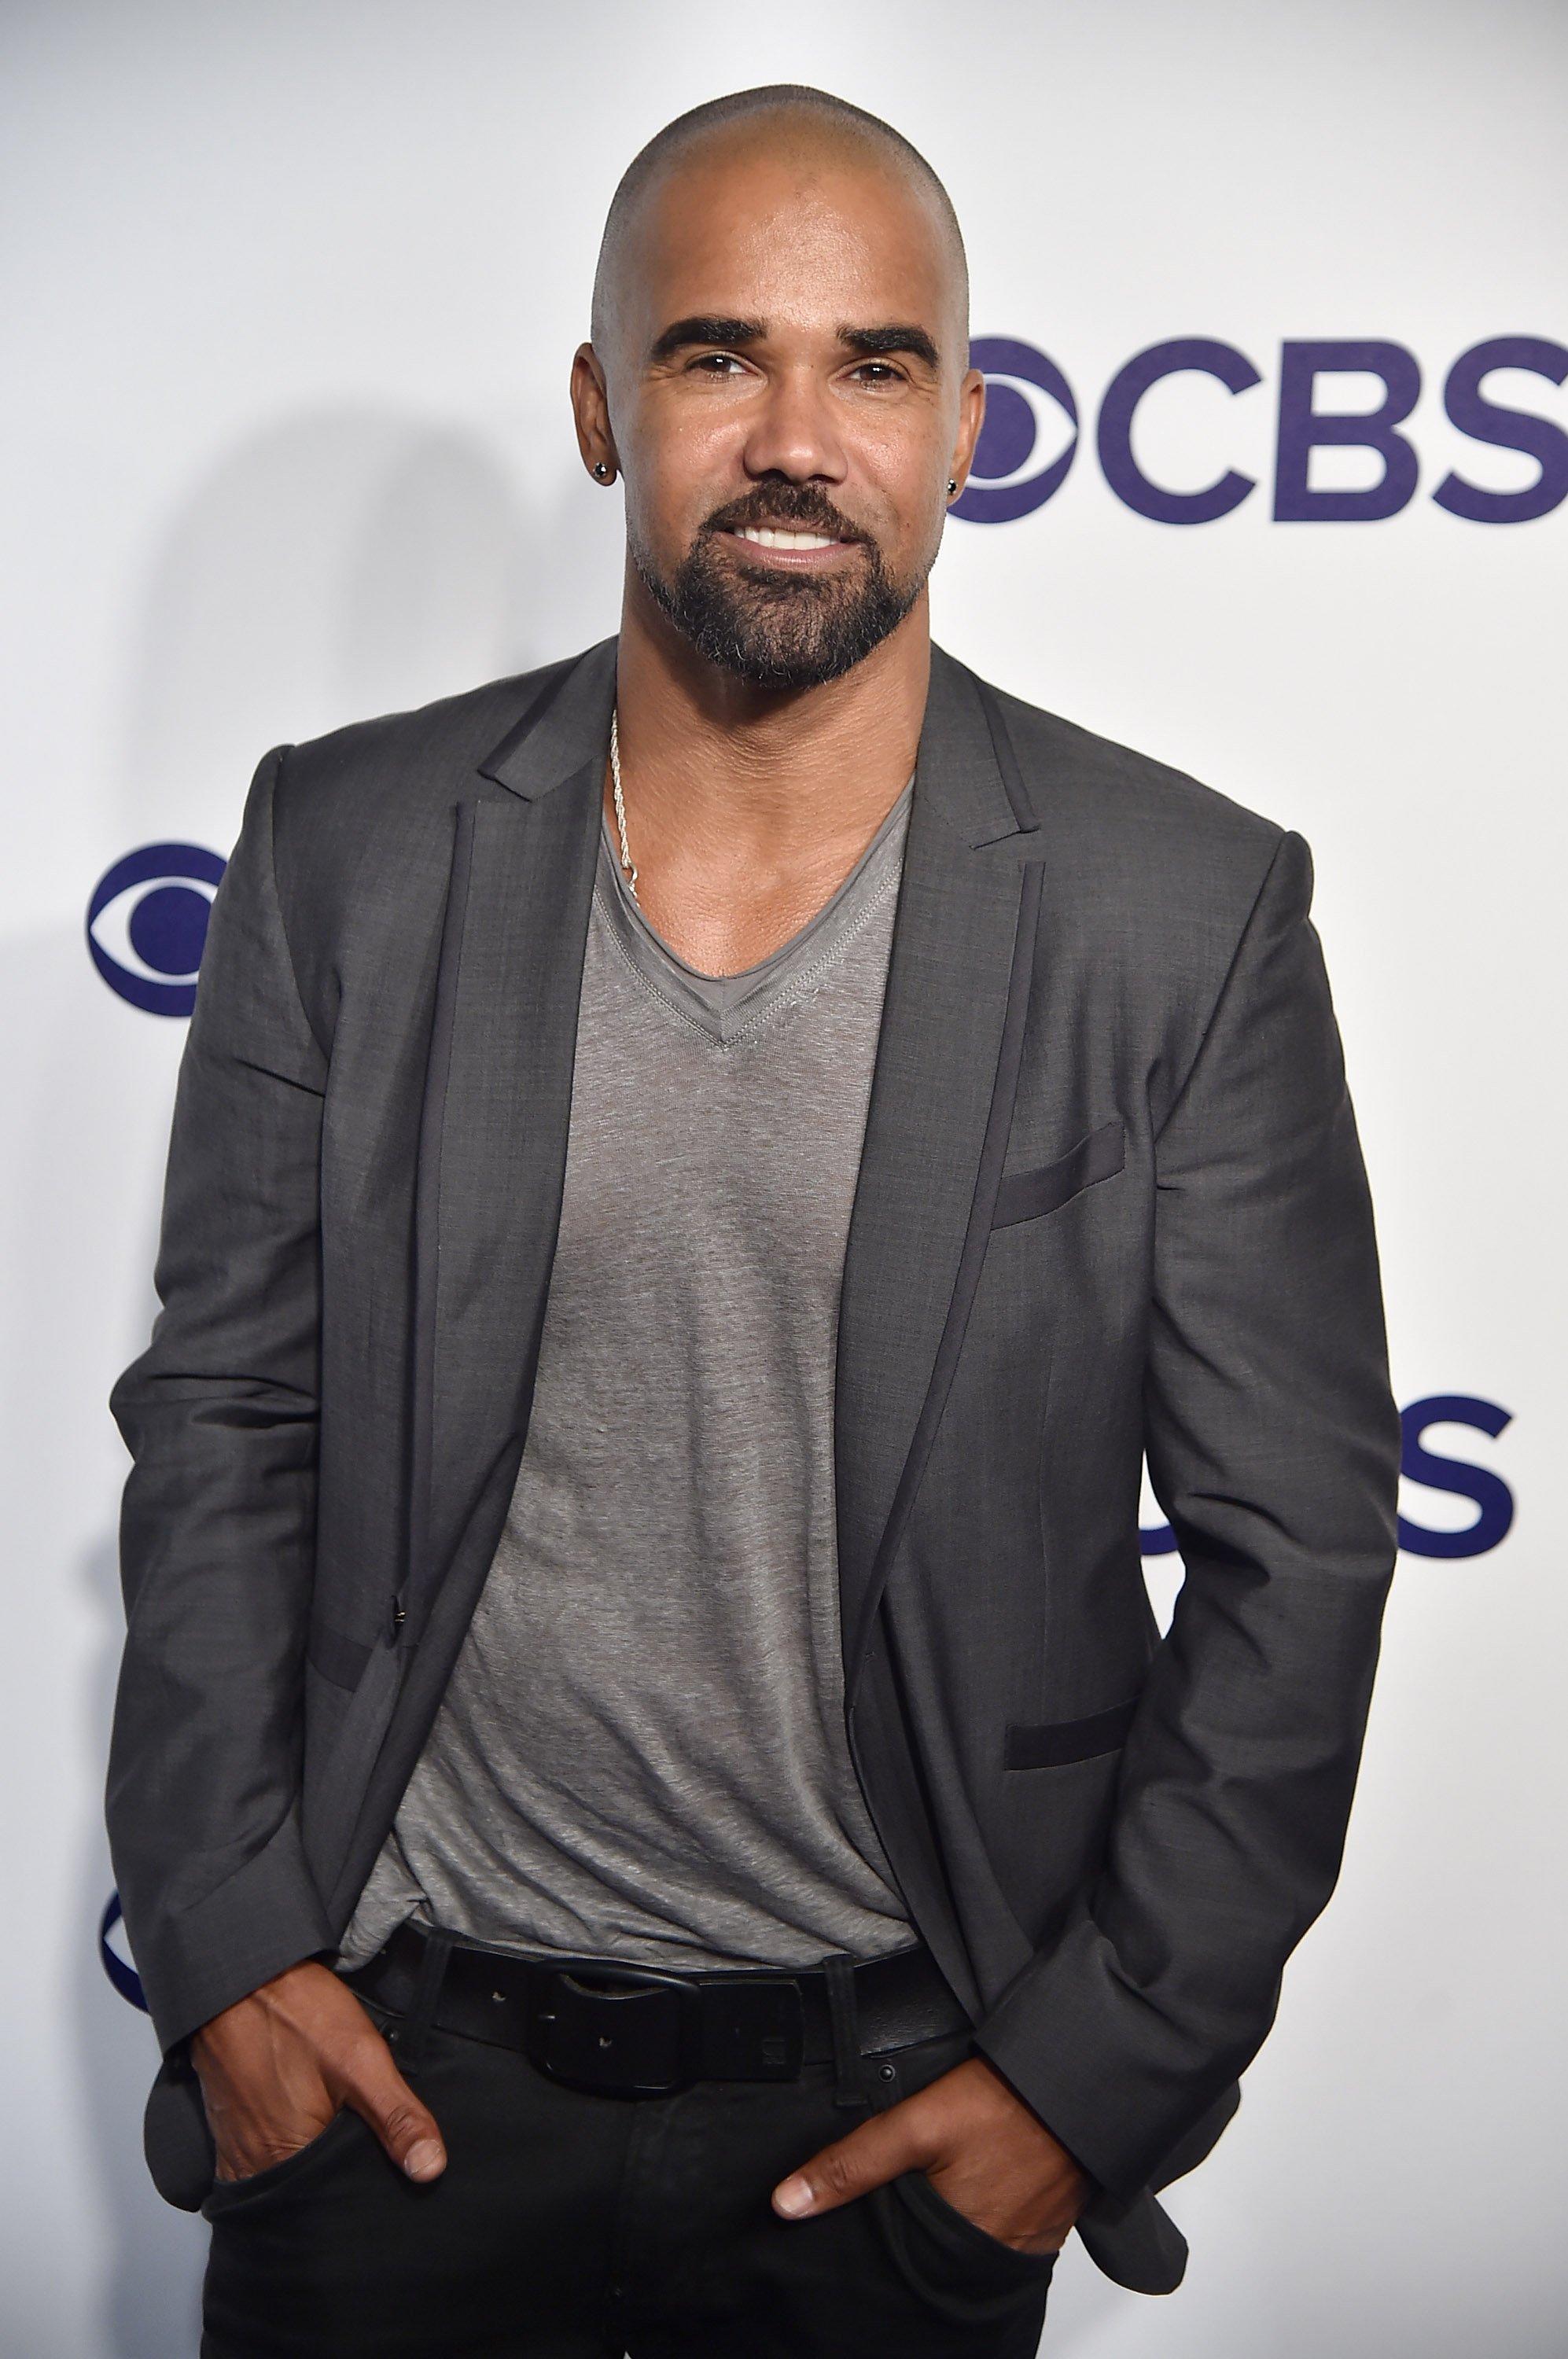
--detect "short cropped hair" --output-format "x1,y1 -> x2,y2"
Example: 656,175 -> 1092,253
591,85 -> 968,348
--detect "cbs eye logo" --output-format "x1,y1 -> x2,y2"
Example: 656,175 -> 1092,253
100,1891 -> 148,2012
86,843 -> 226,1016
952,337 -> 1080,524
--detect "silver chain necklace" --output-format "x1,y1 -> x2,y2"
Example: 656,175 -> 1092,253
609,708 -> 639,901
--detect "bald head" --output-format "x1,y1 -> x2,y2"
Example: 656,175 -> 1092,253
591,86 -> 968,359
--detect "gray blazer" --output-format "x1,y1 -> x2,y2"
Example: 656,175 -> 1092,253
108,639 -> 1399,2292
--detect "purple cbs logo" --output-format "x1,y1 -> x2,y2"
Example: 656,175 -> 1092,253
86,843 -> 226,1016
955,335 -> 1568,526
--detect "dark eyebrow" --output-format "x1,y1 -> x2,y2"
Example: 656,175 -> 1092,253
647,316 -> 944,370
649,315 -> 766,362
840,324 -> 941,370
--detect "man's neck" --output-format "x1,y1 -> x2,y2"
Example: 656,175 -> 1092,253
606,569 -> 930,977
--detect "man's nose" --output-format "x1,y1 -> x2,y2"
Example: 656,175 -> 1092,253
741,369 -> 848,484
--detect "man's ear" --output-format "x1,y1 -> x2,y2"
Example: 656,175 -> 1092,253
571,343 -> 619,484
948,366 -> 987,501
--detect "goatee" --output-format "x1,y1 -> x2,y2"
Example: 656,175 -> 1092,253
631,484 -> 928,692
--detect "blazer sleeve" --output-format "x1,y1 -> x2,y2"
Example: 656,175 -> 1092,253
974,828 -> 1400,2198
107,745 -> 337,2055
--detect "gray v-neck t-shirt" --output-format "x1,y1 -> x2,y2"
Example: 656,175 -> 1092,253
342,789 -> 915,1971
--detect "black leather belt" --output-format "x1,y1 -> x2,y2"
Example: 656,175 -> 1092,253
346,1922 -> 969,2097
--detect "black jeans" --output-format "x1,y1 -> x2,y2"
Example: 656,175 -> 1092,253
201,2015 -> 1053,2357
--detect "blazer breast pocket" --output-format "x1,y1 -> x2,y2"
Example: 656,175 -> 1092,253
992,1120 -> 1124,1231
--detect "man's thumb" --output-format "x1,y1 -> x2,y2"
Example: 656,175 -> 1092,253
773,2110 -> 916,2219
345,2048 -> 447,2181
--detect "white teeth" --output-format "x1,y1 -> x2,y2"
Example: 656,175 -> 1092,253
737,526 -> 839,550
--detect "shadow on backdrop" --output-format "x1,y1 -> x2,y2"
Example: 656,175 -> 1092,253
117,408 -> 624,834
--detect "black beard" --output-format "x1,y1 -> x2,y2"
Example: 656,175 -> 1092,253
631,485 -> 926,691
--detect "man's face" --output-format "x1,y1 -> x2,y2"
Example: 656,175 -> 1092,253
580,138 -> 983,690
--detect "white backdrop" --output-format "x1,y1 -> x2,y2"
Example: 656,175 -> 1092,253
3,3 -> 1564,2353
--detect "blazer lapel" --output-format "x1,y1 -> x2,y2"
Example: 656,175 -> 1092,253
407,641 -> 616,1625
836,649 -> 1044,1697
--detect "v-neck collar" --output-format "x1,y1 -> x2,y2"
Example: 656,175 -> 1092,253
594,782 -> 912,1047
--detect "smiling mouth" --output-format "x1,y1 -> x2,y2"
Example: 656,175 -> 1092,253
731,524 -> 851,551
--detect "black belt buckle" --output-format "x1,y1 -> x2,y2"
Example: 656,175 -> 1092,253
521,1962 -> 808,2095
525,1963 -> 703,2096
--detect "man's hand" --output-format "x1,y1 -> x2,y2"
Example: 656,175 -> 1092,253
772,2056 -> 1085,2255
190,1959 -> 447,2185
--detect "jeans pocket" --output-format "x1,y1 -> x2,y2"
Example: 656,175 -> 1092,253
895,2169 -> 1058,2284
201,2108 -> 363,2217
878,2169 -> 1056,2332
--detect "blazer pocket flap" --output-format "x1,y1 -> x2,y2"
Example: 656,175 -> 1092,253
992,1121 -> 1124,1230
1005,1698 -> 1138,1768
307,1617 -> 373,1691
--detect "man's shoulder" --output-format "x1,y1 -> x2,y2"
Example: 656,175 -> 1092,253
978,670 -> 1287,879
273,648 -> 589,816
240,649 -> 605,1001
260,648 -> 606,951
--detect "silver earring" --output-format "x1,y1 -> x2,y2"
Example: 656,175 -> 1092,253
947,478 -> 959,497
593,460 -> 612,480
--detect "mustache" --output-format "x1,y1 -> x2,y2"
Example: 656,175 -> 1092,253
699,482 -> 871,547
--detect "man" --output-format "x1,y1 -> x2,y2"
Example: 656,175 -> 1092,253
108,84 -> 1399,2359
